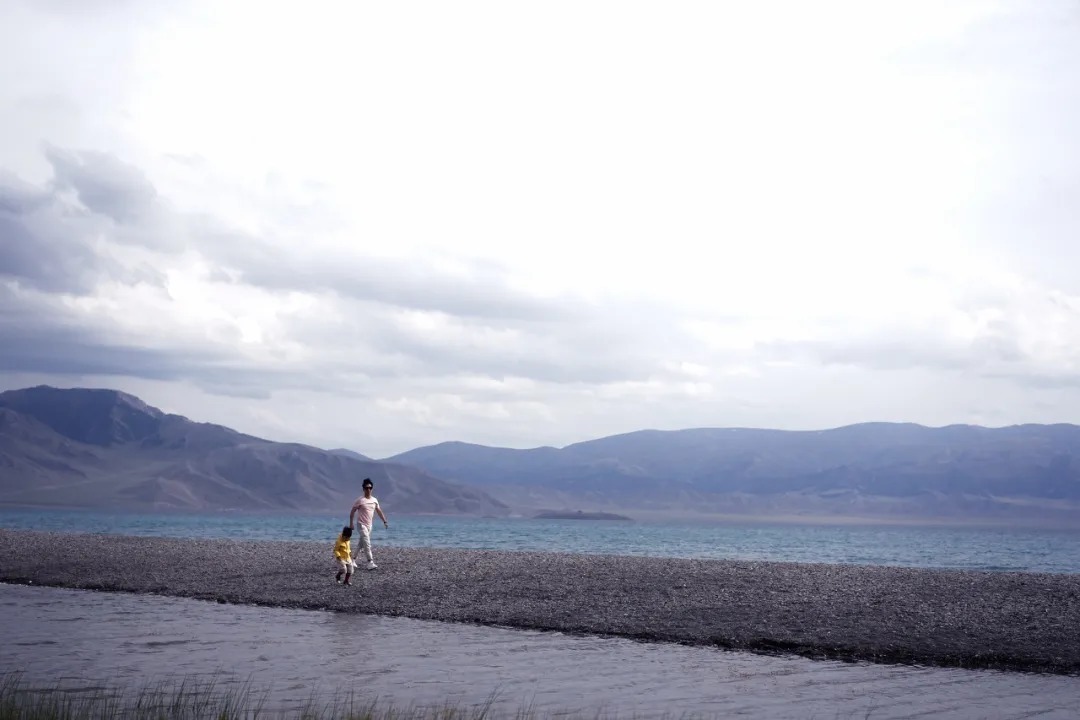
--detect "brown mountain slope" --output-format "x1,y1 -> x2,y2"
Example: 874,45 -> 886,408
0,386 -> 509,516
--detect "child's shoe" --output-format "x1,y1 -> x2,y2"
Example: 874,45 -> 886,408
335,571 -> 344,584
343,576 -> 352,586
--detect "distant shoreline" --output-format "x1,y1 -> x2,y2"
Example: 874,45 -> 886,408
532,510 -> 633,521
5,504 -> 1079,530
2,529 -> 1079,676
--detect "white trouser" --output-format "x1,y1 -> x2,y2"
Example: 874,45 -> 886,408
356,524 -> 374,563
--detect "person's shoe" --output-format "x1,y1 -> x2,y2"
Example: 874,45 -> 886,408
343,578 -> 352,586
335,571 -> 343,584
366,561 -> 378,570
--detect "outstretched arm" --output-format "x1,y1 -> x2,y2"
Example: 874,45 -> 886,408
348,504 -> 358,529
376,506 -> 388,528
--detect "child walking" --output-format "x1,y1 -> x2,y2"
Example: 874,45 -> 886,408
333,526 -> 355,586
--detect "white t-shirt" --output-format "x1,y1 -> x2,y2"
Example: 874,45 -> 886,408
351,495 -> 380,529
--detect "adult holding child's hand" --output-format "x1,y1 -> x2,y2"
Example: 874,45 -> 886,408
349,477 -> 389,570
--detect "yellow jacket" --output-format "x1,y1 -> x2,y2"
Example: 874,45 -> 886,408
333,535 -> 352,562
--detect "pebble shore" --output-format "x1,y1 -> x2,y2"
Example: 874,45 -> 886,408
2,529 -> 1078,675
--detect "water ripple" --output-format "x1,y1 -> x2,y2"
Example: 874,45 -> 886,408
3,583 -> 1079,719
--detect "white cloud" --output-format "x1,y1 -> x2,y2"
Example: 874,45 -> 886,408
2,0 -> 1080,456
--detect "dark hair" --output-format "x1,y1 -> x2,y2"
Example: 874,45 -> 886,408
341,526 -> 352,539
362,478 -> 374,489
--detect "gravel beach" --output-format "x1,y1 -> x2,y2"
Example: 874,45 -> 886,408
2,529 -> 1078,675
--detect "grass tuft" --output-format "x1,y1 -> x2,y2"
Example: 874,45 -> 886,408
0,673 -> 570,720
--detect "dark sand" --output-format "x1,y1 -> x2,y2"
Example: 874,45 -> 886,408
2,529 -> 1078,675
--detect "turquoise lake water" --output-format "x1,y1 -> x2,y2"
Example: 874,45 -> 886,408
6,508 -> 1080,717
3,507 -> 1080,573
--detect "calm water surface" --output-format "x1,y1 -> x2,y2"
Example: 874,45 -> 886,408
3,583 -> 1079,719
6,509 -> 1080,716
3,508 -> 1080,573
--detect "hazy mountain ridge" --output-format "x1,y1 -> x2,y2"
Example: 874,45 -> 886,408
386,424 -> 1080,523
0,386 -> 509,516
329,448 -> 373,461
6,385 -> 1080,524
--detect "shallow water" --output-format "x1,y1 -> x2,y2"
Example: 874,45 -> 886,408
3,583 -> 1078,719
4,508 -> 1080,573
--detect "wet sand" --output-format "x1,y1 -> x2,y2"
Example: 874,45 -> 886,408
2,529 -> 1078,675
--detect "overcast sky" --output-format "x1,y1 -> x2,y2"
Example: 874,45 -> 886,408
2,0 -> 1079,457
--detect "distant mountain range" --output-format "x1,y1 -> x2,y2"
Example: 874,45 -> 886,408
0,386 -> 508,516
385,424 -> 1080,524
3,385 -> 1080,525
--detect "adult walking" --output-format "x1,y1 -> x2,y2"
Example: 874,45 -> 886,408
349,477 -> 389,570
